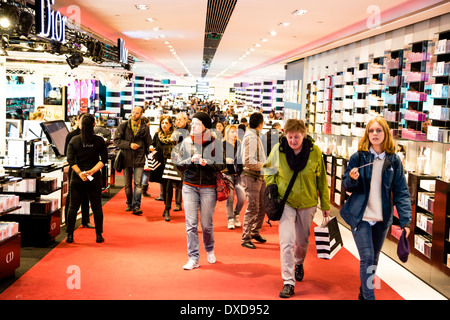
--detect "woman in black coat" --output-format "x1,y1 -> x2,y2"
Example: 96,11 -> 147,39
66,114 -> 108,243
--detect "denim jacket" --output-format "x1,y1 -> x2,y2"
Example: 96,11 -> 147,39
340,151 -> 412,231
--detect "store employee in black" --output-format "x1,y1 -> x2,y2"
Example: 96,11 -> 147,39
66,114 -> 108,243
64,113 -> 92,228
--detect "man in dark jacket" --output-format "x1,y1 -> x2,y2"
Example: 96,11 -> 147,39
113,107 -> 152,215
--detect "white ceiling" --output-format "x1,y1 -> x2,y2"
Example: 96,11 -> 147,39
47,0 -> 449,85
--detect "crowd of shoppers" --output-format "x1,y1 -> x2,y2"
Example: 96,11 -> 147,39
62,98 -> 411,300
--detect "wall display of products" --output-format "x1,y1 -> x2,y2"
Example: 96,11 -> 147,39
6,97 -> 35,117
66,79 -> 97,118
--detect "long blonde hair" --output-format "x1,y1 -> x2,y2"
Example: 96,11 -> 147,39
224,124 -> 238,144
358,117 -> 395,154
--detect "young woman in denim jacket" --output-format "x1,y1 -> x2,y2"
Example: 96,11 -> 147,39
340,117 -> 411,300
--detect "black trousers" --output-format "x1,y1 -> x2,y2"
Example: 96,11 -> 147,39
65,168 -> 90,225
66,172 -> 103,235
162,178 -> 182,211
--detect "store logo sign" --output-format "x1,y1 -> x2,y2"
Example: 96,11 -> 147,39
118,38 -> 128,64
36,0 -> 68,43
6,251 -> 14,264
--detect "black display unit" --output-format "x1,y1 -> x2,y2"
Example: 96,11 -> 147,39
40,120 -> 69,157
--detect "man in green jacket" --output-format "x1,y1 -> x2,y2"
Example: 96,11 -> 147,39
264,119 -> 330,298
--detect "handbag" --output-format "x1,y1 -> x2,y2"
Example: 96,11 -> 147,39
264,170 -> 298,224
113,149 -> 124,172
216,171 -> 234,201
314,216 -> 343,259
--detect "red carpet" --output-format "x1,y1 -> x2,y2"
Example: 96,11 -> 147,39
0,183 -> 403,300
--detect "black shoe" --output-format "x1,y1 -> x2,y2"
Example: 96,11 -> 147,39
133,208 -> 143,215
163,210 -> 170,221
173,205 -> 182,211
252,235 -> 267,243
155,196 -> 164,201
241,241 -> 256,249
82,222 -> 95,229
295,264 -> 304,282
66,234 -> 74,243
279,284 -> 295,298
96,234 -> 104,243
125,206 -> 133,211
143,193 -> 151,198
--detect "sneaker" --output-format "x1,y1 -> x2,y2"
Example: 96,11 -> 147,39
183,259 -> 199,270
207,251 -> 216,264
279,284 -> 295,298
227,218 -> 235,230
295,264 -> 304,282
241,241 -> 256,249
234,215 -> 241,227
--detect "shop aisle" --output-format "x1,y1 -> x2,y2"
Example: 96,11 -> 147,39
0,182 -> 446,300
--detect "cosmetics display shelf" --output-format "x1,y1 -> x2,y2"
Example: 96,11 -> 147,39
385,49 -> 405,139
0,165 -> 68,247
352,62 -> 369,137
402,40 -> 430,141
331,71 -> 343,136
428,30 -> 450,144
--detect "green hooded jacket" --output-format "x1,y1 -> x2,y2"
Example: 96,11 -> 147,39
263,136 -> 330,211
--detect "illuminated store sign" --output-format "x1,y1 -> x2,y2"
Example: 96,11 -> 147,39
36,0 -> 67,43
118,38 -> 128,64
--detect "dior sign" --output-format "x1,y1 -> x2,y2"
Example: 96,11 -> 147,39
36,0 -> 68,43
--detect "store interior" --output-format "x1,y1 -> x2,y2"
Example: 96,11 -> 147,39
0,0 -> 449,300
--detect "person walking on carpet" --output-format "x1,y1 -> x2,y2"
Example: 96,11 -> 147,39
240,112 -> 267,249
66,114 -> 108,243
340,117 -> 411,300
113,106 -> 152,216
222,124 -> 245,230
264,119 -> 330,298
175,112 -> 225,270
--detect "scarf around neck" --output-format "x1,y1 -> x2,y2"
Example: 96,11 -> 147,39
158,130 -> 174,144
190,129 -> 212,145
283,137 -> 312,173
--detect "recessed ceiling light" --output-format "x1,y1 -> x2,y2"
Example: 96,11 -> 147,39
135,4 -> 149,10
292,9 -> 308,15
164,41 -> 170,44
153,27 -> 161,31
145,18 -> 156,22
269,30 -> 277,36
261,38 -> 268,42
250,48 -> 255,52
254,43 -> 261,47
278,22 -> 290,27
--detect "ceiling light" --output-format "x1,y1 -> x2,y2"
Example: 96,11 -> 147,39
158,35 -> 166,38
145,17 -> 156,22
164,41 -> 170,44
153,27 -> 161,31
0,17 -> 10,29
66,53 -> 84,69
254,43 -> 261,47
292,9 -> 308,15
278,22 -> 290,27
269,30 -> 277,36
261,38 -> 268,42
135,4 -> 149,10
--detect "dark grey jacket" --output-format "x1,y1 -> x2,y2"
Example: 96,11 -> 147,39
113,119 -> 152,168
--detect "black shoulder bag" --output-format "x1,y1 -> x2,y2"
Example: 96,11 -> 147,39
264,170 -> 299,226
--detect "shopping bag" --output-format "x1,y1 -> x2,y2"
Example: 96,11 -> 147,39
314,216 -> 343,259
147,151 -> 161,171
113,149 -> 124,172
216,171 -> 233,201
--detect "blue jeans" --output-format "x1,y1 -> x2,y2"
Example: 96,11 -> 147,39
224,174 -> 245,219
182,184 -> 217,261
123,167 -> 144,209
352,221 -> 389,300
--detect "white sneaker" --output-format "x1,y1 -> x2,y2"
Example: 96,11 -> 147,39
183,259 -> 199,270
227,218 -> 235,229
234,215 -> 241,228
207,251 -> 216,264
